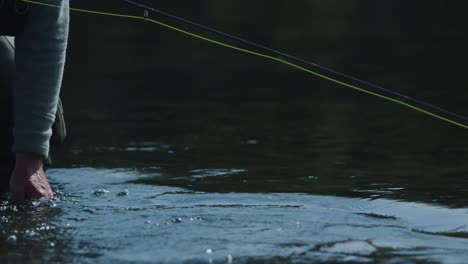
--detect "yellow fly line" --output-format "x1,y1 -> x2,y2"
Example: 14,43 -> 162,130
21,0 -> 468,129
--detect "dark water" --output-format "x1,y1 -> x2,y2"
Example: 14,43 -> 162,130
1,0 -> 468,263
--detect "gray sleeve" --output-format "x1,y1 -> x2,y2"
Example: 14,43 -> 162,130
13,0 -> 69,158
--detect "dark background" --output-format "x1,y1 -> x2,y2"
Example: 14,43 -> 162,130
57,0 -> 468,206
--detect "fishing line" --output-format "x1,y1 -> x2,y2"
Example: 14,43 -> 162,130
121,0 -> 468,124
21,0 -> 468,129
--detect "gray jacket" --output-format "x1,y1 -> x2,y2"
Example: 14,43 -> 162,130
12,0 -> 69,158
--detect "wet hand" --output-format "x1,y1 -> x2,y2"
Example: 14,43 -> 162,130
10,153 -> 54,202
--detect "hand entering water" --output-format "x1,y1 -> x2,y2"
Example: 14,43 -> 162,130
10,153 -> 54,202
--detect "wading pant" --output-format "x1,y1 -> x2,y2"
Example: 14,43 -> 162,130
0,36 -> 66,195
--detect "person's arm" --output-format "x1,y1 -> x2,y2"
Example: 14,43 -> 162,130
10,0 -> 69,201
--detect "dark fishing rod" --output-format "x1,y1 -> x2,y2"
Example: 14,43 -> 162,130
20,0 -> 467,127
120,0 -> 467,123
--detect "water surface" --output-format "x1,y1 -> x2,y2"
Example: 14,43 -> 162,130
2,168 -> 468,263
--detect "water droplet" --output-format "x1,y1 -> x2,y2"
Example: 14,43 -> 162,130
7,235 -> 17,243
206,248 -> 213,255
145,220 -> 151,224
117,190 -> 129,197
321,241 -> 377,256
171,218 -> 182,223
244,140 -> 258,145
93,189 -> 109,196
50,242 -> 55,247
83,208 -> 96,214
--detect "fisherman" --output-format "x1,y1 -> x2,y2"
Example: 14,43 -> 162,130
0,0 -> 69,201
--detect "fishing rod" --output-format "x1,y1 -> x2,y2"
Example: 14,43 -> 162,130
121,0 -> 467,120
121,0 -> 468,125
21,0 -> 468,129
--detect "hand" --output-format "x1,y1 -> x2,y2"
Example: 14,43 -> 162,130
10,153 -> 54,202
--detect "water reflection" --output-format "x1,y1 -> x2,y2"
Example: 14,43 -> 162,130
0,200 -> 73,263
55,129 -> 468,208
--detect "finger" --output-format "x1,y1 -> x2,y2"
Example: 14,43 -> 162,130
41,172 -> 54,199
27,181 -> 51,200
27,173 -> 54,200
